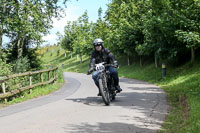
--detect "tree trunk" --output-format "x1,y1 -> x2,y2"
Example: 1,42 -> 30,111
80,53 -> 82,64
127,55 -> 130,66
191,46 -> 195,64
17,39 -> 21,59
155,52 -> 158,68
76,54 -> 78,60
71,51 -> 73,58
65,50 -> 67,57
0,27 -> 3,54
0,2 -> 7,54
140,56 -> 142,67
17,37 -> 25,59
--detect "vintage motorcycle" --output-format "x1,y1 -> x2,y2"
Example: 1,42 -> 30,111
89,62 -> 117,105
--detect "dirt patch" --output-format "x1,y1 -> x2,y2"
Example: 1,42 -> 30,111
180,94 -> 190,120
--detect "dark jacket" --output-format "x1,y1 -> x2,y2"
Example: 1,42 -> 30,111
89,48 -> 118,69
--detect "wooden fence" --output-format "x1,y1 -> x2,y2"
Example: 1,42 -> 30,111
0,67 -> 58,102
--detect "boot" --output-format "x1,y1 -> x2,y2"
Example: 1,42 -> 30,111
97,92 -> 102,96
115,85 -> 122,93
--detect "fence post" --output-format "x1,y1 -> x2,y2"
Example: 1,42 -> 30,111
52,70 -> 55,83
48,71 -> 50,81
29,75 -> 32,94
53,70 -> 55,79
2,81 -> 7,102
40,73 -> 43,83
162,63 -> 166,78
56,67 -> 58,76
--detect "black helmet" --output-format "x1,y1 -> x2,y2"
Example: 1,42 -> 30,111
93,38 -> 104,47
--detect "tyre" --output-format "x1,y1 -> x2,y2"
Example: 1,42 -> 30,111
99,78 -> 110,105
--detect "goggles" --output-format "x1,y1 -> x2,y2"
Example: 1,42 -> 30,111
95,43 -> 102,47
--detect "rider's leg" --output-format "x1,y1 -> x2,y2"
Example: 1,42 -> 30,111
108,66 -> 122,93
92,71 -> 99,87
92,71 -> 101,96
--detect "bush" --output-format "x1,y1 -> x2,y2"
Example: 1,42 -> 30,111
0,57 -> 12,76
57,49 -> 60,56
12,56 -> 30,73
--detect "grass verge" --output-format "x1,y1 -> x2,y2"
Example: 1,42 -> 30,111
0,68 -> 64,107
118,62 -> 200,133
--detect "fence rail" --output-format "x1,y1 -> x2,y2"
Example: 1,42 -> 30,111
0,67 -> 58,101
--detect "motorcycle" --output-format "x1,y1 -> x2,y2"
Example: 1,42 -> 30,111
88,62 -> 117,105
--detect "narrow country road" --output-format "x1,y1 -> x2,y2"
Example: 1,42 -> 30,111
0,72 -> 168,133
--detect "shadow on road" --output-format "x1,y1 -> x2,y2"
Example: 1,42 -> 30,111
119,77 -> 150,85
66,96 -> 104,106
65,78 -> 168,133
63,122 -> 157,133
65,86 -> 166,108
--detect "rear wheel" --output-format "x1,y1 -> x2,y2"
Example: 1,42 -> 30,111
99,78 -> 110,105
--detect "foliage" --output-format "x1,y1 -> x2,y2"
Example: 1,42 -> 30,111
175,30 -> 200,48
103,0 -> 200,64
60,21 -> 77,53
57,0 -> 199,65
12,56 -> 30,73
57,49 -> 60,56
0,58 -> 12,76
5,42 -> 42,70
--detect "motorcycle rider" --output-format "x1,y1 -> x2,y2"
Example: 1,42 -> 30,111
87,38 -> 122,96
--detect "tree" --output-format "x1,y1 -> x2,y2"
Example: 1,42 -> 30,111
73,11 -> 91,63
175,30 -> 200,63
106,0 -> 147,65
172,0 -> 200,63
61,21 -> 78,58
0,0 -> 66,59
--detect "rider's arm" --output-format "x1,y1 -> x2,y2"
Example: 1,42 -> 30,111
106,49 -> 118,68
89,52 -> 96,70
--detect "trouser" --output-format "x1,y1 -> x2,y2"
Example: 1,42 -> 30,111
92,66 -> 119,89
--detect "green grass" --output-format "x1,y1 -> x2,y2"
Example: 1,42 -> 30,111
5,68 -> 64,105
40,46 -> 90,73
39,46 -> 200,132
7,82 -> 64,105
118,62 -> 200,133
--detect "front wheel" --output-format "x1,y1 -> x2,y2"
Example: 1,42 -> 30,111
99,78 -> 110,105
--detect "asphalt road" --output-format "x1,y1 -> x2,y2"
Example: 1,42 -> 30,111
0,72 -> 169,133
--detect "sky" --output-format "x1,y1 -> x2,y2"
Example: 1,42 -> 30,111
2,0 -> 109,46
43,0 -> 110,45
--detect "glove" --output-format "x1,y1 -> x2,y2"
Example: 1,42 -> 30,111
87,68 -> 93,75
113,61 -> 118,68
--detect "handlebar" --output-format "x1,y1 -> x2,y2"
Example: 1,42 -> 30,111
104,64 -> 117,68
87,63 -> 118,75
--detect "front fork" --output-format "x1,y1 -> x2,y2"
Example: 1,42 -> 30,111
106,72 -> 116,96
97,72 -> 107,89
